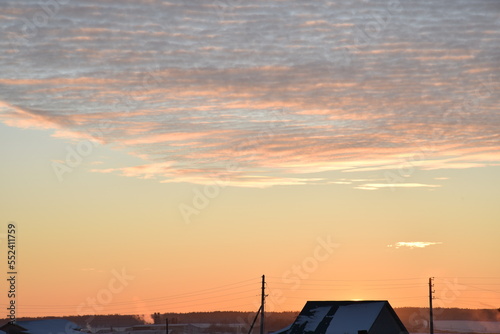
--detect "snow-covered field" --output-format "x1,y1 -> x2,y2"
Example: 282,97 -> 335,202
413,320 -> 500,334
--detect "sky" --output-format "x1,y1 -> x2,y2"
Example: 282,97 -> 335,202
0,0 -> 499,321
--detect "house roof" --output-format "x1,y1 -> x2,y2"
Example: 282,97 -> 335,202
278,300 -> 408,334
325,302 -> 385,334
1,319 -> 81,334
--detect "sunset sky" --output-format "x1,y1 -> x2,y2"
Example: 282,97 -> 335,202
1,0 -> 499,319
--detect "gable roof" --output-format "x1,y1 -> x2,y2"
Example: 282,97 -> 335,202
0,319 -> 81,334
279,301 -> 408,334
326,302 -> 385,334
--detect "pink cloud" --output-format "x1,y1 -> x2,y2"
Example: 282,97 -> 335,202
0,101 -> 62,130
92,162 -> 175,180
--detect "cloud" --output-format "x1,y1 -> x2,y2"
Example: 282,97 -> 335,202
354,186 -> 378,191
356,183 -> 442,190
0,0 -> 498,187
91,162 -> 175,180
92,162 -> 325,188
388,242 -> 443,249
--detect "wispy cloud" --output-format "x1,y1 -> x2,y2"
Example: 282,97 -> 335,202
356,183 -> 442,190
1,1 -> 498,187
388,242 -> 443,249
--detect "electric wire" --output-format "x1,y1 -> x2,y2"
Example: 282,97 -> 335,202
18,276 -> 499,316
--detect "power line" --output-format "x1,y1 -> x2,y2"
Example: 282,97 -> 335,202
21,278 -> 261,308
19,277 -> 264,315
18,276 -> 500,316
267,281 -> 427,287
265,276 -> 425,282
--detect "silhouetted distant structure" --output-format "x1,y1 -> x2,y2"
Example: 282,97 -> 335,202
124,324 -> 205,334
152,314 -> 161,325
0,319 -> 82,334
273,301 -> 408,334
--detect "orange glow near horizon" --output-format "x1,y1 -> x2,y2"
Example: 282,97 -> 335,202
1,0 -> 499,320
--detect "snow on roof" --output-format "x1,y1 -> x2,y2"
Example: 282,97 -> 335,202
325,302 -> 385,334
14,319 -> 81,334
283,301 -> 406,334
295,306 -> 332,333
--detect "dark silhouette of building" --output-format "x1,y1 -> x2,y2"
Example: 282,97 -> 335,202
273,301 -> 408,334
0,319 -> 82,334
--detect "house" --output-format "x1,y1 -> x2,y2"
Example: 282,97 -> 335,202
273,301 -> 408,334
0,319 -> 82,334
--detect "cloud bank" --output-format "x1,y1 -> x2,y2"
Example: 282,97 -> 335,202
1,0 -> 499,187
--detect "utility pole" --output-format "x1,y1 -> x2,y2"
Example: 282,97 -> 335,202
247,276 -> 267,334
165,317 -> 168,334
260,275 -> 266,334
429,277 -> 434,334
